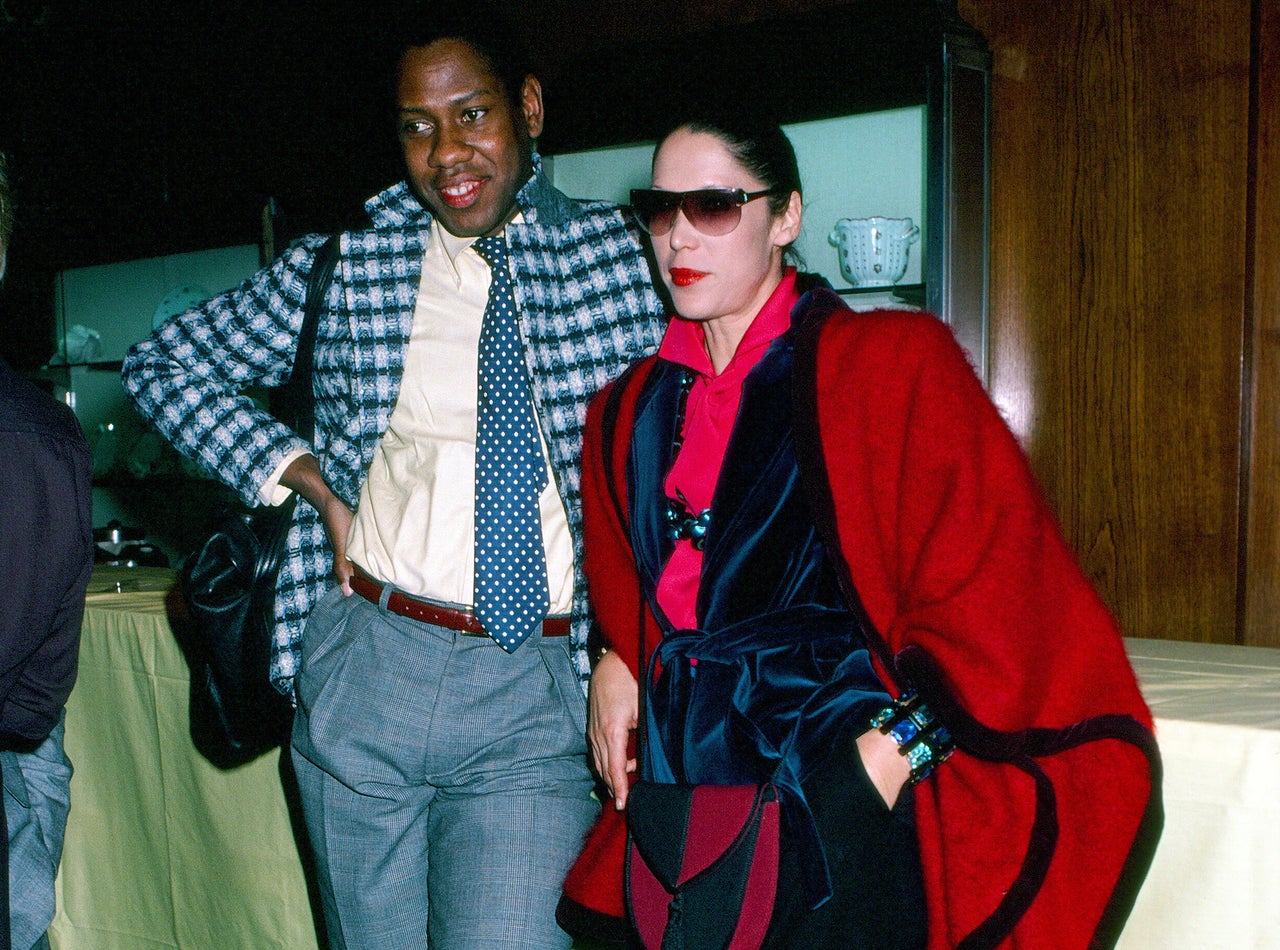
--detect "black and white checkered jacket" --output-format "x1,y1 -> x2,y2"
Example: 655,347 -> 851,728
122,163 -> 666,695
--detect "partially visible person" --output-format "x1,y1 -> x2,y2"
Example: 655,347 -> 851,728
121,9 -> 665,948
0,148 -> 94,950
561,113 -> 1161,948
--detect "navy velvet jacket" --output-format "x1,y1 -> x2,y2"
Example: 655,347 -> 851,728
616,280 -> 892,902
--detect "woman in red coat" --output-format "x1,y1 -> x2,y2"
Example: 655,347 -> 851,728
560,111 -> 1161,949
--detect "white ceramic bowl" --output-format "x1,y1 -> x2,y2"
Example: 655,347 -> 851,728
828,216 -> 920,287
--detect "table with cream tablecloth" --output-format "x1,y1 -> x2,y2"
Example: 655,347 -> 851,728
48,567 -> 321,950
45,568 -> 1280,948
1117,637 -> 1280,949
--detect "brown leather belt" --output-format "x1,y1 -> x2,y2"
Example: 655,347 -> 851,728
349,569 -> 570,638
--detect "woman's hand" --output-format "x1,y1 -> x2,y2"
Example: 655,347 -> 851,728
280,453 -> 355,593
587,649 -> 639,809
855,726 -> 913,810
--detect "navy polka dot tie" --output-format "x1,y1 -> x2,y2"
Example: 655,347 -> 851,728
472,236 -> 550,651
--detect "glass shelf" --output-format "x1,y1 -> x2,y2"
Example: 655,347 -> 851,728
836,283 -> 926,308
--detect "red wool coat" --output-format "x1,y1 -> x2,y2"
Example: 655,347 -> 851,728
564,292 -> 1161,949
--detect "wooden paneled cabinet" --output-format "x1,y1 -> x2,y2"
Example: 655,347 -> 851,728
956,0 -> 1279,647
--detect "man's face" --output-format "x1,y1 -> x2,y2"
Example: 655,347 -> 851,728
397,39 -> 544,238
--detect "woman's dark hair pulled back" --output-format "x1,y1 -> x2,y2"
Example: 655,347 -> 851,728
653,107 -> 803,265
654,108 -> 803,217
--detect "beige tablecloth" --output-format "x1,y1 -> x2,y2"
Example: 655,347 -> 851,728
1118,637 -> 1280,949
49,567 -> 320,950
46,570 -> 1280,948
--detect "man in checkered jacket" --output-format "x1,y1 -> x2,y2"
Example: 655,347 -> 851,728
122,15 -> 664,950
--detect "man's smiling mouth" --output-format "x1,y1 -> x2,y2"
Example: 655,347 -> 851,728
438,179 -> 483,208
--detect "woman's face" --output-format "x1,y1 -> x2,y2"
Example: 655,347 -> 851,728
649,128 -> 800,331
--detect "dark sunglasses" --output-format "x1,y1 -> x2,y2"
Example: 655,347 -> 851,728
629,187 -> 776,236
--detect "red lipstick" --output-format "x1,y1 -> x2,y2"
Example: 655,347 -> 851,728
669,268 -> 707,287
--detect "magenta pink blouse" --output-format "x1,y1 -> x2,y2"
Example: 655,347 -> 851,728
654,268 -> 801,629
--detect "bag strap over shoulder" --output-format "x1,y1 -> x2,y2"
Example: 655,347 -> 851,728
274,233 -> 341,441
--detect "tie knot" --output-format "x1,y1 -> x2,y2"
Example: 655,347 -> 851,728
473,235 -> 507,271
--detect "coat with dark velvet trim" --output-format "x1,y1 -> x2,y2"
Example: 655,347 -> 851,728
565,284 -> 1161,949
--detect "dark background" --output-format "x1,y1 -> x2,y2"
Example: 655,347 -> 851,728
1,2 -> 408,370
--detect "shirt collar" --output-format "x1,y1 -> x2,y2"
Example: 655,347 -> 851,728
428,210 -> 527,284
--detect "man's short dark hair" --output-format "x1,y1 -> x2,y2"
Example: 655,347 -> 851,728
392,3 -> 534,110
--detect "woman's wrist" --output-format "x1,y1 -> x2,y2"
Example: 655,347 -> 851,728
869,691 -> 955,787
856,728 -> 912,809
589,641 -> 614,668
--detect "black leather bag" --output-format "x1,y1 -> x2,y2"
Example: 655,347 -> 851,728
180,235 -> 339,768
182,503 -> 296,767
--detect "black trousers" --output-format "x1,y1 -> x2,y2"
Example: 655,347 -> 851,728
760,733 -> 927,950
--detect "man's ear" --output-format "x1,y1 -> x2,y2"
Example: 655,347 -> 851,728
521,75 -> 545,141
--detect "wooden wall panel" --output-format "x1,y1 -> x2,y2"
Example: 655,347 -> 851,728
1243,0 -> 1280,647
960,0 -> 1255,643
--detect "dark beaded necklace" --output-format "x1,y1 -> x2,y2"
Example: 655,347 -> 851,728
665,371 -> 712,551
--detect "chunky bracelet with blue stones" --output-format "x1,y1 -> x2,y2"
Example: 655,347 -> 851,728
869,691 -> 955,786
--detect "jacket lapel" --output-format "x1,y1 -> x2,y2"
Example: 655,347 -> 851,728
337,224 -> 429,482
627,362 -> 684,603
699,335 -> 797,586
